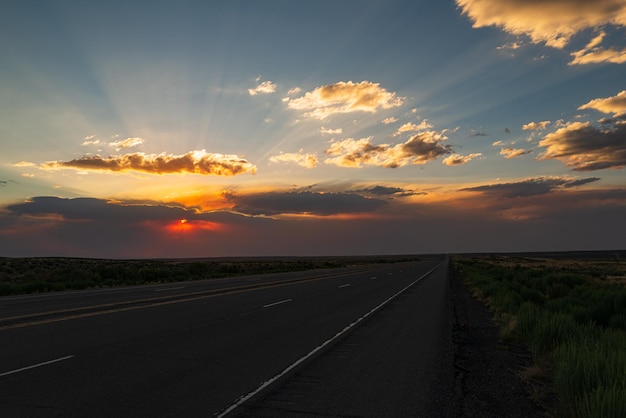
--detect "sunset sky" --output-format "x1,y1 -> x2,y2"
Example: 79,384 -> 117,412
1,0 -> 625,258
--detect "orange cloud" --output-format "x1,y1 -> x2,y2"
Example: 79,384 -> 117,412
500,147 -> 532,159
324,131 -> 451,168
248,80 -> 277,95
442,153 -> 482,166
456,0 -> 626,51
522,121 -> 551,131
164,219 -> 224,234
569,31 -> 626,65
538,121 -> 626,171
269,152 -> 318,168
109,137 -> 144,150
41,150 -> 257,176
579,90 -> 626,118
286,81 -> 404,119
393,120 -> 433,136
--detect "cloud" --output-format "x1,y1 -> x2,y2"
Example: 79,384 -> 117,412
287,87 -> 302,95
522,120 -> 551,131
492,140 -> 505,146
538,121 -> 626,171
13,161 -> 35,167
109,137 -> 144,150
456,0 -> 626,49
469,130 -> 488,137
248,80 -> 277,96
320,127 -> 343,135
570,31 -> 626,65
269,152 -> 318,168
224,190 -> 388,216
500,147 -> 532,159
505,128 -> 511,134
351,185 -> 424,197
40,150 -> 257,176
442,153 -> 482,166
393,120 -> 433,136
579,90 -> 626,118
382,117 -> 398,124
285,81 -> 404,119
461,176 -> 601,198
324,131 -> 451,168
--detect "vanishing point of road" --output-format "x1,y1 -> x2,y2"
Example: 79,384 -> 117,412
0,257 -> 456,417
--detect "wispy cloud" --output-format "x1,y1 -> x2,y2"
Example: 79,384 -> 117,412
382,117 -> 398,124
461,176 -> 601,198
248,80 -> 277,96
579,90 -> 626,118
324,131 -> 451,168
500,147 -> 532,159
570,31 -> 626,65
40,150 -> 257,176
285,81 -> 404,119
224,190 -> 387,216
522,121 -> 551,131
320,127 -> 343,135
269,152 -> 318,168
393,120 -> 433,136
109,137 -> 144,150
538,121 -> 626,171
442,153 -> 482,166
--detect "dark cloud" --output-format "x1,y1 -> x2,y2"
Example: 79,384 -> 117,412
460,176 -> 601,198
538,122 -> 626,171
41,150 -> 256,176
469,131 -> 488,137
224,191 -> 388,216
0,179 -> 18,187
505,128 -> 511,134
2,189 -> 625,258
352,186 -> 425,197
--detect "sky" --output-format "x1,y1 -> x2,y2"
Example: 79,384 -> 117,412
1,0 -> 626,258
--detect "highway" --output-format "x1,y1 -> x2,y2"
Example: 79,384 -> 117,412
0,257 -> 455,417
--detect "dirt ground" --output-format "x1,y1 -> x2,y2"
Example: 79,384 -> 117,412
450,265 -> 550,417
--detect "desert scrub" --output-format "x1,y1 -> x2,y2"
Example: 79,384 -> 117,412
455,256 -> 626,418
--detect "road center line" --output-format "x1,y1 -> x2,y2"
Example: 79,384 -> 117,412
338,284 -> 351,288
216,263 -> 440,418
263,299 -> 292,308
0,355 -> 75,378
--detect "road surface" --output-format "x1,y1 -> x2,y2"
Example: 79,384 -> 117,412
0,257 -> 455,417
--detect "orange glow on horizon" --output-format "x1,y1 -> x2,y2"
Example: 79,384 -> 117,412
163,219 -> 225,234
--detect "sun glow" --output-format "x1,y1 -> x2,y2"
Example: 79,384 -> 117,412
164,219 -> 223,234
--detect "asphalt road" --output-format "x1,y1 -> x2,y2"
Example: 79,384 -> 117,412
0,257 -> 454,417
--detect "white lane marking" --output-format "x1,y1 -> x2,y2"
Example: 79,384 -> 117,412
263,299 -> 292,308
216,264 -> 440,418
0,355 -> 74,378
153,286 -> 186,292
338,284 -> 351,288
370,276 -> 377,280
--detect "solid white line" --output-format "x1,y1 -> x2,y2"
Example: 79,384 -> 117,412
153,286 -> 186,292
0,355 -> 75,378
370,276 -> 377,280
215,263 -> 440,418
338,284 -> 351,288
263,299 -> 292,308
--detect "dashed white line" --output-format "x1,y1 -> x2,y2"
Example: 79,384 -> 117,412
0,355 -> 75,378
263,299 -> 293,308
370,276 -> 378,280
215,263 -> 440,418
338,284 -> 351,288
